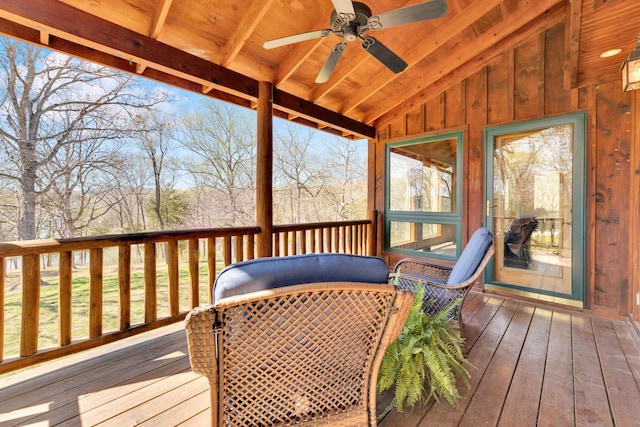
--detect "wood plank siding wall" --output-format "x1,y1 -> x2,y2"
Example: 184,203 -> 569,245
374,19 -> 640,321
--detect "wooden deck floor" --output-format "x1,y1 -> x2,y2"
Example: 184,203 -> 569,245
1,291 -> 639,426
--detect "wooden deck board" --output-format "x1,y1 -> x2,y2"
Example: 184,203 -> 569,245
572,314 -> 612,426
538,311 -> 575,427
592,317 -> 640,427
1,292 -> 639,427
458,304 -> 535,426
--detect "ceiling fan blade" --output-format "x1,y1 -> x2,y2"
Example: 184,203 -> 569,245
361,37 -> 407,73
368,0 -> 448,30
264,29 -> 332,49
316,43 -> 347,83
331,0 -> 356,21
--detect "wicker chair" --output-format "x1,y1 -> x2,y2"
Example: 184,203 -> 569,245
392,227 -> 494,332
185,254 -> 414,426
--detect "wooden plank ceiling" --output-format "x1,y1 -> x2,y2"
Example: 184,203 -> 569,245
0,0 -> 637,138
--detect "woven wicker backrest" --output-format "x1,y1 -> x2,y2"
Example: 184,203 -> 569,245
186,282 -> 414,426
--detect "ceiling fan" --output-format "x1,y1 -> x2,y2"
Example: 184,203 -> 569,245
263,0 -> 448,83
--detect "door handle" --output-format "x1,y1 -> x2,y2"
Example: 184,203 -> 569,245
486,200 -> 496,217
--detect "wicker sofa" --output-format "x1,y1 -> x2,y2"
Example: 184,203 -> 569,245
185,253 -> 414,426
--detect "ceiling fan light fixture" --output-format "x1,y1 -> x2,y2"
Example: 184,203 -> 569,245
621,31 -> 640,91
343,26 -> 358,42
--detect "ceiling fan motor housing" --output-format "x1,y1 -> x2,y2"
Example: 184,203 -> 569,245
330,2 -> 371,41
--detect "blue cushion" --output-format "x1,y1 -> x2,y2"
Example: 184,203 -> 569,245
447,228 -> 493,285
214,253 -> 390,301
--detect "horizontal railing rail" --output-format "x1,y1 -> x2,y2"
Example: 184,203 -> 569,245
0,215 -> 376,374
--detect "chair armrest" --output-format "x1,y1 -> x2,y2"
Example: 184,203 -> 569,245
393,273 -> 470,291
393,258 -> 453,283
379,289 -> 415,347
184,305 -> 219,380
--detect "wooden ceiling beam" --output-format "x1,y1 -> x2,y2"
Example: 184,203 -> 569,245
374,2 -> 566,126
273,88 -> 375,138
0,0 -> 373,138
220,0 -> 275,68
0,0 -> 258,100
149,0 -> 173,39
340,0 -> 505,116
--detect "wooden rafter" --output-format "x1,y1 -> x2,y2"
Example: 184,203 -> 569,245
340,0 -> 505,117
220,0 -> 275,68
374,2 -> 566,126
149,0 -> 174,39
39,28 -> 48,44
272,38 -> 325,86
362,0 -> 563,124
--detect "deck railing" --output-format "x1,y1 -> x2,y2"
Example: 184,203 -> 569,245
0,215 -> 376,374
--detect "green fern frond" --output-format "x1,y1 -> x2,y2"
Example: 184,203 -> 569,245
378,286 -> 471,412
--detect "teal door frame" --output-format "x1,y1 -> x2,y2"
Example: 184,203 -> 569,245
483,112 -> 586,302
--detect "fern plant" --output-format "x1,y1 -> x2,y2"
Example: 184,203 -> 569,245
377,287 -> 470,413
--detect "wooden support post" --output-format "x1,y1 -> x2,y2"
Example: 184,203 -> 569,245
256,80 -> 273,258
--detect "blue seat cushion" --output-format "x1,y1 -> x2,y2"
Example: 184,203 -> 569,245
214,253 -> 391,301
447,228 -> 493,285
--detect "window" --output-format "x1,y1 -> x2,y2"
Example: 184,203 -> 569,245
385,131 -> 463,260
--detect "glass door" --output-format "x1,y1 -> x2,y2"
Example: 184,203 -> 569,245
484,114 -> 585,304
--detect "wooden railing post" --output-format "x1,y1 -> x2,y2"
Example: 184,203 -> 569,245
144,243 -> 156,324
0,257 -> 4,361
59,251 -> 72,345
189,239 -> 199,308
207,237 -> 216,304
89,248 -> 103,339
20,254 -> 40,356
367,210 -> 378,256
167,241 -> 179,316
118,245 -> 131,331
223,236 -> 232,266
234,235 -> 244,263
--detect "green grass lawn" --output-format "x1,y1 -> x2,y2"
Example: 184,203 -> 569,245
2,262 -> 218,359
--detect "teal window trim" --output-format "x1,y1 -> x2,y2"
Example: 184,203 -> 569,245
384,131 -> 464,261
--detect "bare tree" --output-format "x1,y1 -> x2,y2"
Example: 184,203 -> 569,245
133,113 -> 177,230
0,37 -> 165,240
180,102 -> 256,227
111,153 -> 152,232
321,137 -> 367,220
39,126 -> 126,238
274,126 -> 326,223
